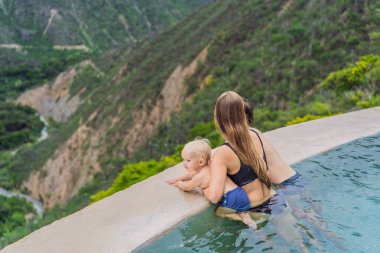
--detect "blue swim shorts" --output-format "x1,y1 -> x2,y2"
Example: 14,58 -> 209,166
218,187 -> 251,212
273,172 -> 307,195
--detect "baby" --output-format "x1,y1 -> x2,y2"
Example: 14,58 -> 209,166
167,138 -> 257,228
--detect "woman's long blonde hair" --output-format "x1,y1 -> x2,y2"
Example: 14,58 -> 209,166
214,91 -> 271,188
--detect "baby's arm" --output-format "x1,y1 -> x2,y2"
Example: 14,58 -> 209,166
166,172 -> 193,185
173,172 -> 204,192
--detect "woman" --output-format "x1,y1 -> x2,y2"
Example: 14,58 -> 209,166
203,91 -> 311,251
203,91 -> 287,212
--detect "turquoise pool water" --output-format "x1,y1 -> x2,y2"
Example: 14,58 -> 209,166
136,133 -> 380,253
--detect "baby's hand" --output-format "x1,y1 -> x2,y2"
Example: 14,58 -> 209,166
173,181 -> 188,191
166,172 -> 193,185
173,181 -> 182,187
166,178 -> 179,185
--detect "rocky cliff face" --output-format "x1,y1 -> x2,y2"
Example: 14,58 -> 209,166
22,113 -> 102,208
17,60 -> 104,208
16,60 -> 98,122
124,46 -> 209,153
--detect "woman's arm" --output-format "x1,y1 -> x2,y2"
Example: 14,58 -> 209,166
203,148 -> 228,204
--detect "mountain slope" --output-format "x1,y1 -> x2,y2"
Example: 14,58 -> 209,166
1,0 -> 239,208
0,0 -> 212,101
135,0 -> 380,158
3,0 -> 380,210
0,0 -> 211,49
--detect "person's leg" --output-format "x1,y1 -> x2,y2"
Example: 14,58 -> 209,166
272,210 -> 310,253
294,207 -> 344,248
216,187 -> 262,226
248,212 -> 270,226
215,206 -> 257,229
238,212 -> 257,229
215,206 -> 244,221
278,174 -> 340,248
251,193 -> 319,253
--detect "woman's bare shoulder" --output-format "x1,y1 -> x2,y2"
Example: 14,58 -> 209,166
213,144 -> 228,153
248,127 -> 264,142
249,127 -> 276,152
250,127 -> 263,135
212,145 -> 234,161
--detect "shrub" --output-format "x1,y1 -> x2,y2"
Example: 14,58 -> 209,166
320,55 -> 380,93
286,114 -> 328,126
305,101 -> 331,115
90,153 -> 181,202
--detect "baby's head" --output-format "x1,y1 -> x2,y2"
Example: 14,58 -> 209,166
181,138 -> 211,173
243,97 -> 254,125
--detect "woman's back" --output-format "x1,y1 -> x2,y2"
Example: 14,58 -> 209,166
214,130 -> 273,206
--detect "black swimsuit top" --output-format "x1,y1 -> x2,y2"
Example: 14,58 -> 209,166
224,129 -> 268,187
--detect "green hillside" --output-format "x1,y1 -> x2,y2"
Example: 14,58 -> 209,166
0,0 -> 211,48
89,0 -> 380,199
0,0 -> 211,152
0,0 -> 212,101
133,0 -> 380,159
0,103 -> 44,151
1,0 -> 380,248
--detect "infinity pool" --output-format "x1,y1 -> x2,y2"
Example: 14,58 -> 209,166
136,133 -> 380,253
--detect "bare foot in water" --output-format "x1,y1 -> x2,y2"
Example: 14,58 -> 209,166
239,212 -> 257,229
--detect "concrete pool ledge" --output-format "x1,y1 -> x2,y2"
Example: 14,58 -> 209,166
2,106 -> 380,253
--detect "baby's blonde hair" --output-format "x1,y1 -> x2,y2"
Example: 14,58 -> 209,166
183,138 -> 212,164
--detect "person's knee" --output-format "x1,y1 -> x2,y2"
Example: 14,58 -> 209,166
249,212 -> 270,222
215,206 -> 237,216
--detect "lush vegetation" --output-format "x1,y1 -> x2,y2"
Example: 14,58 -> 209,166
0,114 -> 82,190
0,48 -> 91,101
0,103 -> 44,151
0,196 -> 35,240
0,103 -> 45,190
320,54 -> 380,108
91,153 -> 182,202
0,0 -> 211,51
0,0 -> 211,100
